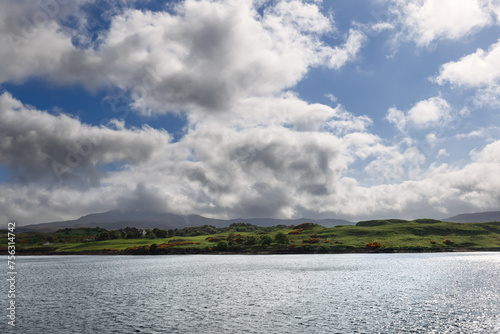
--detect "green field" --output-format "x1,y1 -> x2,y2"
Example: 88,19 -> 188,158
2,220 -> 500,254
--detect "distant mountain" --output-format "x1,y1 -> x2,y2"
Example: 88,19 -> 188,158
443,211 -> 500,223
18,210 -> 354,232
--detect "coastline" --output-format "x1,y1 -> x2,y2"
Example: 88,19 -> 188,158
12,247 -> 500,256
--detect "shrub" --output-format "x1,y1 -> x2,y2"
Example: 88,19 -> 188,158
234,234 -> 246,244
443,239 -> 453,245
414,219 -> 442,224
302,238 -> 320,244
430,240 -> 436,244
293,223 -> 318,230
366,242 -> 381,249
356,220 -> 388,227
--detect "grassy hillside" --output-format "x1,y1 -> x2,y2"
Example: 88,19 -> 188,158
2,220 -> 500,254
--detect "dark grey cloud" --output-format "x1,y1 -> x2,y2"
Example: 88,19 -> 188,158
0,92 -> 170,188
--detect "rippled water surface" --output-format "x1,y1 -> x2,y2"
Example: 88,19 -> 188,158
2,253 -> 500,333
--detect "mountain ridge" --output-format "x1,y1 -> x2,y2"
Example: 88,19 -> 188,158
443,211 -> 500,223
17,209 -> 500,232
17,209 -> 354,232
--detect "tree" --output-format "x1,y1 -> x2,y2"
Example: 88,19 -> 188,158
153,228 -> 168,238
123,227 -> 141,239
145,230 -> 156,239
215,240 -> 229,251
274,232 -> 289,245
149,244 -> 158,253
96,231 -> 110,241
259,235 -> 273,246
244,235 -> 258,245
109,231 -> 121,239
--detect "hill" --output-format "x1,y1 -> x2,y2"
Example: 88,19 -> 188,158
5,219 -> 500,255
443,211 -> 500,223
17,210 -> 353,232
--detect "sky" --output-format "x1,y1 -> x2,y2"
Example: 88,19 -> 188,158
1,0 -> 500,225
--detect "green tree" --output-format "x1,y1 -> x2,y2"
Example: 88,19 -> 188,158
244,235 -> 258,245
259,235 -> 273,246
274,232 -> 289,245
149,243 -> 158,253
109,231 -> 121,239
123,227 -> 141,239
215,240 -> 229,251
145,230 -> 156,239
96,231 -> 110,241
153,228 -> 168,238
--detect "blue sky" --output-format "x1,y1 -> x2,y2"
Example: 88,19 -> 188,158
1,0 -> 500,225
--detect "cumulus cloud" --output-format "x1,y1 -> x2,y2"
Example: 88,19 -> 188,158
386,96 -> 453,131
95,0 -> 365,114
435,39 -> 500,107
0,92 -> 171,187
0,87 -> 385,223
2,90 -> 500,223
0,0 -> 366,115
309,138 -> 500,220
0,0 -> 95,83
436,39 -> 500,87
390,0 -> 495,47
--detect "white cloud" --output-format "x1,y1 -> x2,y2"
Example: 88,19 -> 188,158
426,133 -> 437,146
386,96 -> 452,131
321,139 -> 500,220
324,29 -> 366,70
391,0 -> 494,47
437,148 -> 449,157
0,1 -> 79,83
436,39 -> 500,87
0,0 -> 366,116
325,93 -> 337,103
435,39 -> 500,107
0,90 -> 383,223
471,139 -> 500,162
473,83 -> 500,107
370,22 -> 394,33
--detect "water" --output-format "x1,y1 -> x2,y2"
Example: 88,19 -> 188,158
2,253 -> 499,333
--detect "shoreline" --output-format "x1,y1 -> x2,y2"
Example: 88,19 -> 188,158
11,247 -> 500,256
